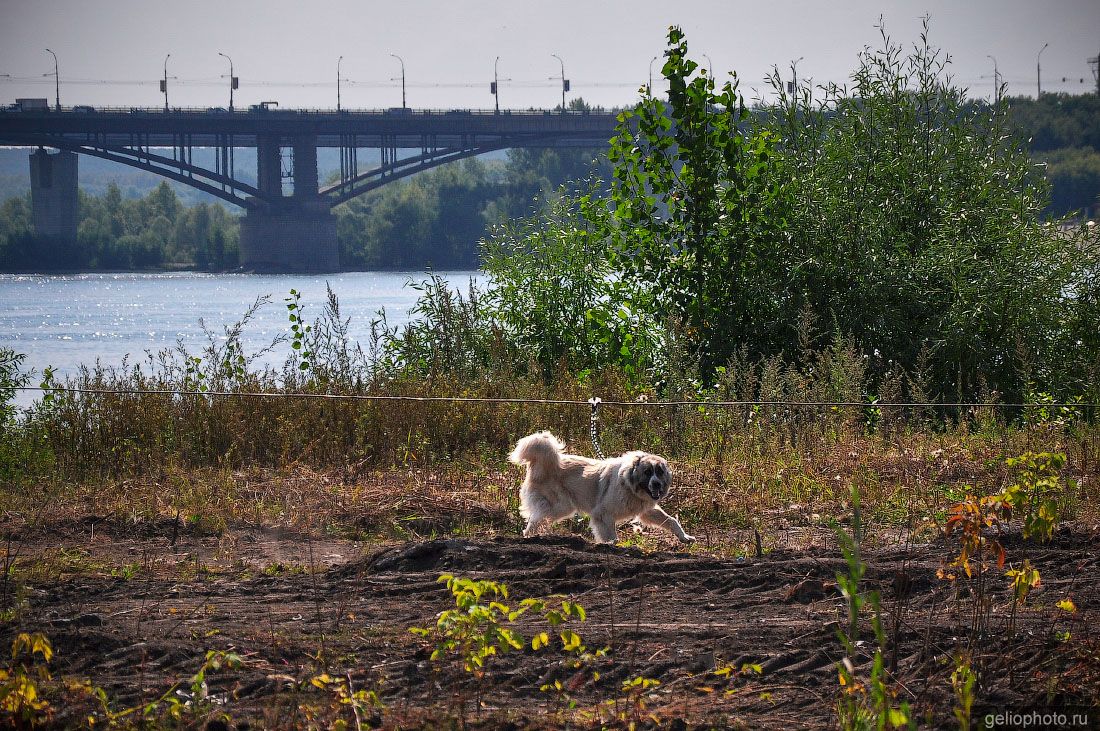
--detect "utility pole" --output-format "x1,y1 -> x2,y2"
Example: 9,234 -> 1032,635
390,54 -> 406,108
337,56 -> 343,111
491,56 -> 500,114
551,54 -> 567,111
1037,42 -> 1048,98
218,52 -> 236,111
45,49 -> 60,111
162,54 -> 171,112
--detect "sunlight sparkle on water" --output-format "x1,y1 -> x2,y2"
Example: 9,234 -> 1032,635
2,270 -> 480,408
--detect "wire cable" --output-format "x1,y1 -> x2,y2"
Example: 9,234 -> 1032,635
12,385 -> 1096,410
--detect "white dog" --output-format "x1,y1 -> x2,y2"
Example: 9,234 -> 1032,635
508,431 -> 694,544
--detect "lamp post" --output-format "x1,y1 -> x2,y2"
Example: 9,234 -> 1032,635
551,54 -> 567,111
45,48 -> 60,111
337,55 -> 343,111
1036,42 -> 1049,98
218,52 -> 236,110
492,56 -> 500,114
987,54 -> 1000,104
162,54 -> 171,112
648,55 -> 658,97
390,54 -> 406,109
703,54 -> 713,81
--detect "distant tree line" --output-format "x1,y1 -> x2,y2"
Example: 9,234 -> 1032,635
0,181 -> 239,271
1006,93 -> 1100,217
336,147 -> 610,269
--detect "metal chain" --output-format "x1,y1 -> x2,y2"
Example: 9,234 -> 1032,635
588,397 -> 606,460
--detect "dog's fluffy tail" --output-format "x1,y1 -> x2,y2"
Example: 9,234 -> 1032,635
509,431 -> 564,480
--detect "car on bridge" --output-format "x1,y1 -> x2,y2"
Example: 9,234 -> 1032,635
9,98 -> 49,112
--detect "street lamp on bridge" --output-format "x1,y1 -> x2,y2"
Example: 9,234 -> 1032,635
162,54 -> 171,112
491,56 -> 500,114
45,49 -> 60,111
390,54 -> 406,109
1036,42 -> 1049,98
551,54 -> 568,111
337,55 -> 344,111
218,52 -> 237,111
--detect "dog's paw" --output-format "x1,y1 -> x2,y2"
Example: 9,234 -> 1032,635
680,533 -> 697,544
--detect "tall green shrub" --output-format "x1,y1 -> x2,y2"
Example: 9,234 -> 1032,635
606,27 -> 793,376
772,20 -> 1096,400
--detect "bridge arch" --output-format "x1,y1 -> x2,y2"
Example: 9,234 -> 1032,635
13,135 -> 260,209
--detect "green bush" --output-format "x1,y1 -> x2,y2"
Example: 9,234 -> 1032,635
0,349 -> 52,479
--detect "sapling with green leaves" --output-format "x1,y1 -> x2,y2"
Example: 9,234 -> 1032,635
286,288 -> 313,372
1003,451 -> 1071,542
832,485 -> 913,731
409,573 -> 588,678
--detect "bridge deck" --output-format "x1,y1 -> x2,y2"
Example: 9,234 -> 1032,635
0,107 -> 619,148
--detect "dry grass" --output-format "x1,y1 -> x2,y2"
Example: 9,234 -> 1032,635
6,416 -> 1098,562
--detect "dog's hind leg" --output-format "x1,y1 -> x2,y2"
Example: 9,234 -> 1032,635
589,513 -> 618,544
521,493 -> 555,537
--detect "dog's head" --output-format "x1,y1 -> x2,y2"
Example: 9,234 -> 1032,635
629,453 -> 672,502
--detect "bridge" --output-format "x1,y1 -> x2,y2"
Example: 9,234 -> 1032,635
0,105 -> 619,271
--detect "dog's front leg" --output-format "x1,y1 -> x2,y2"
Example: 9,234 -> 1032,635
639,506 -> 695,544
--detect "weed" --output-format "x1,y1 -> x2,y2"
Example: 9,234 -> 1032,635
262,562 -> 307,577
410,574 -> 586,676
950,653 -> 976,731
1006,559 -> 1042,635
0,632 -> 53,727
308,672 -> 384,730
410,573 -> 587,719
108,649 -> 244,725
1003,451 -> 1071,541
619,675 -> 661,725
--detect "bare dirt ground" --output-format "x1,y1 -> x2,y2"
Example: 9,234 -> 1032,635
5,515 -> 1099,729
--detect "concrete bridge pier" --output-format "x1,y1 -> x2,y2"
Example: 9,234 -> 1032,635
29,148 -> 79,244
239,136 -> 339,273
239,201 -> 339,273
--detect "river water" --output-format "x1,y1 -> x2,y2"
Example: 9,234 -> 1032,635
1,271 -> 481,406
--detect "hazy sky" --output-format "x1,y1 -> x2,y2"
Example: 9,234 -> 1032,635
1,0 -> 1097,111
